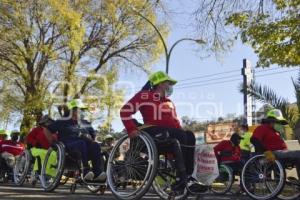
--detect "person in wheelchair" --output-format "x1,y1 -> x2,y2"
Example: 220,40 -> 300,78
25,115 -> 56,183
101,134 -> 114,168
27,115 -> 56,150
0,131 -> 25,169
251,109 -> 300,183
43,99 -> 106,182
120,71 -> 206,194
0,130 -> 10,180
214,133 -> 243,168
214,133 -> 244,192
239,124 -> 253,163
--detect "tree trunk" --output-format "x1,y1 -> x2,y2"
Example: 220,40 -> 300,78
20,90 -> 43,135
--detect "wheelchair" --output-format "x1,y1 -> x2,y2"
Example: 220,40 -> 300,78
13,149 -> 34,186
107,130 -> 202,200
240,154 -> 286,200
40,141 -> 106,194
209,163 -> 234,195
276,162 -> 300,200
13,148 -> 57,187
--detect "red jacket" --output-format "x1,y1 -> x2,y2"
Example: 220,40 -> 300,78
252,124 -> 287,151
0,140 -> 25,156
214,140 -> 241,162
26,127 -> 56,149
120,90 -> 181,136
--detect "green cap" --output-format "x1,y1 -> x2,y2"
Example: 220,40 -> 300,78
266,109 -> 288,125
67,99 -> 88,110
149,71 -> 177,86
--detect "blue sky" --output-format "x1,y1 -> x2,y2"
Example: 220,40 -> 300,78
112,0 -> 298,132
4,1 -> 297,133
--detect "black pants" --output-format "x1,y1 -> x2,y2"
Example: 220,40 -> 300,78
241,150 -> 251,164
143,126 -> 196,177
64,139 -> 102,176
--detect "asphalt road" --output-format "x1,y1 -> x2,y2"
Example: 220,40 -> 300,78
0,182 -> 253,200
1,141 -> 298,200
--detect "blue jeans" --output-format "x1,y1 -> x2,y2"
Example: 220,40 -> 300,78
64,139 -> 101,176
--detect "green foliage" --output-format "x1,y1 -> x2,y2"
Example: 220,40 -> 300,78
84,66 -> 124,131
226,0 -> 300,67
181,116 -> 207,132
0,0 -> 167,133
195,0 -> 299,67
240,72 -> 300,130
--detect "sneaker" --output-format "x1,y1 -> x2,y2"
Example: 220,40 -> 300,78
186,177 -> 208,194
83,171 -> 94,181
94,172 -> 107,182
287,176 -> 300,186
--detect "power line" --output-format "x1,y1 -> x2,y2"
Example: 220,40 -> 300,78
177,67 -> 297,84
175,78 -> 242,89
124,67 -> 298,91
176,68 -> 297,87
175,69 -> 298,89
256,69 -> 298,78
178,69 -> 240,82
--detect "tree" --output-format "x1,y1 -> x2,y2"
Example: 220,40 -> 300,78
84,66 -> 124,134
226,0 -> 300,67
194,0 -> 300,67
241,71 -> 299,130
52,0 -> 167,100
181,116 -> 207,132
0,0 -> 82,133
0,0 -> 167,133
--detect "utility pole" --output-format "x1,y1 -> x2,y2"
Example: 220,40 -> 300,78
241,59 -> 254,126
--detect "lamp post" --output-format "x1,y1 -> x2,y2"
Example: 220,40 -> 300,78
134,11 -> 205,74
166,38 -> 205,74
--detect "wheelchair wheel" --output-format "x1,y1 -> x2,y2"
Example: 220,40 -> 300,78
241,154 -> 285,200
41,142 -> 65,192
13,149 -> 31,186
107,132 -> 158,200
210,164 -> 234,195
277,167 -> 300,200
152,156 -> 188,200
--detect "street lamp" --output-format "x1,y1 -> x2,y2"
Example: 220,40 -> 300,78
166,38 -> 205,74
133,10 -> 205,74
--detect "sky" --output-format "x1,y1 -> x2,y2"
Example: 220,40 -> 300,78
4,1 -> 297,133
111,0 -> 298,132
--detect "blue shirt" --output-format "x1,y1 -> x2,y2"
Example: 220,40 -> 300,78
47,119 -> 95,142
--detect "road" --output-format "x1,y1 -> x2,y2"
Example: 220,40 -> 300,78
0,183 -> 252,200
1,141 -> 298,200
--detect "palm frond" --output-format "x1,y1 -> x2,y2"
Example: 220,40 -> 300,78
243,82 -> 289,109
241,82 -> 297,128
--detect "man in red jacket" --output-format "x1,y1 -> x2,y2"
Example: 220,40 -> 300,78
26,115 -> 56,149
0,131 -> 25,168
214,133 -> 243,170
120,71 -> 205,194
214,133 -> 244,194
251,109 -> 300,183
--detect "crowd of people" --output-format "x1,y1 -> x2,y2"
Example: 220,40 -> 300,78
213,108 -> 300,193
0,70 -> 299,197
0,99 -> 115,183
